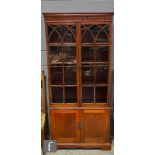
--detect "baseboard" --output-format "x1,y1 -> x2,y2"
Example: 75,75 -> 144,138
57,142 -> 111,150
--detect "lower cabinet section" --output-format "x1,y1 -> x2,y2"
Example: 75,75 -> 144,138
50,109 -> 111,149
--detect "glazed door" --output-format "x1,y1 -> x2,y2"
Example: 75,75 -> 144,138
51,110 -> 80,143
80,24 -> 110,105
81,110 -> 110,143
47,24 -> 79,106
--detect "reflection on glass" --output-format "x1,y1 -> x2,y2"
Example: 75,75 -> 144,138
64,66 -> 76,85
49,46 -> 76,64
64,32 -> 75,43
96,46 -> 109,62
96,65 -> 108,84
82,47 -> 94,62
82,87 -> 94,103
64,47 -> 76,63
52,87 -> 63,103
51,66 -> 63,85
65,87 -> 77,103
63,26 -> 76,43
82,66 -> 94,84
56,26 -> 67,38
95,87 -> 107,103
49,47 -> 63,63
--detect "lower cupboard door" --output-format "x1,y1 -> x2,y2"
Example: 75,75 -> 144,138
81,109 -> 110,143
50,109 -> 80,143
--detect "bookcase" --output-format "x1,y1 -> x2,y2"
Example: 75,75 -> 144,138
43,13 -> 113,149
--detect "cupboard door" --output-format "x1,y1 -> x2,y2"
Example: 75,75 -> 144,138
81,110 -> 110,143
51,110 -> 80,143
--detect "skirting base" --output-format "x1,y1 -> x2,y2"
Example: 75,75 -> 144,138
57,143 -> 111,150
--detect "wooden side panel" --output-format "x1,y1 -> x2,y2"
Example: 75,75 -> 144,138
50,110 -> 80,143
81,109 -> 110,143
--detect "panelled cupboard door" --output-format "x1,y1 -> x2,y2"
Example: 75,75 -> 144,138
81,109 -> 110,143
50,110 -> 80,143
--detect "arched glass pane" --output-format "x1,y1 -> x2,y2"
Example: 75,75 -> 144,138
82,30 -> 94,43
96,25 -> 110,42
49,30 -> 62,43
63,26 -> 76,43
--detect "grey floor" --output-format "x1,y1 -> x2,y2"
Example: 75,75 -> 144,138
46,142 -> 114,155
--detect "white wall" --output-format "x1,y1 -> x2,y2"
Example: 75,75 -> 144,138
41,0 -> 114,13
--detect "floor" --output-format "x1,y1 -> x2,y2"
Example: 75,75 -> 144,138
46,142 -> 114,155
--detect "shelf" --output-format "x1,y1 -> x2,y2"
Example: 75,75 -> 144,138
82,84 -> 108,87
51,85 -> 77,87
50,62 -> 77,65
48,43 -> 76,47
50,62 -> 108,66
81,43 -> 110,46
48,43 -> 109,46
82,62 -> 109,65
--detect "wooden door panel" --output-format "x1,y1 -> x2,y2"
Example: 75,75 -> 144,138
81,110 -> 110,143
51,110 -> 80,143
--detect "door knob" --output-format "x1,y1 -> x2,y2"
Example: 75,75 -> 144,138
76,122 -> 84,128
76,123 -> 81,128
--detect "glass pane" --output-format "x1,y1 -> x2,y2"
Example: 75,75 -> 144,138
96,46 -> 109,62
90,25 -> 100,39
63,47 -> 76,63
64,66 -> 76,85
51,66 -> 63,85
63,25 -> 76,43
82,87 -> 94,103
82,31 -> 94,43
96,25 -> 109,43
56,26 -> 66,38
81,25 -> 94,43
65,87 -> 77,103
52,87 -> 63,103
82,65 -> 94,85
48,25 -> 53,36
48,26 -> 62,43
96,87 -> 107,103
49,47 -> 63,63
96,65 -> 108,84
82,46 -> 94,62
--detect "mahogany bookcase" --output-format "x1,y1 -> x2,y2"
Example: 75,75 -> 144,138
43,13 -> 113,150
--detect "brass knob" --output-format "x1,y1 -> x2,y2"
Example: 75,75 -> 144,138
76,122 -> 84,128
